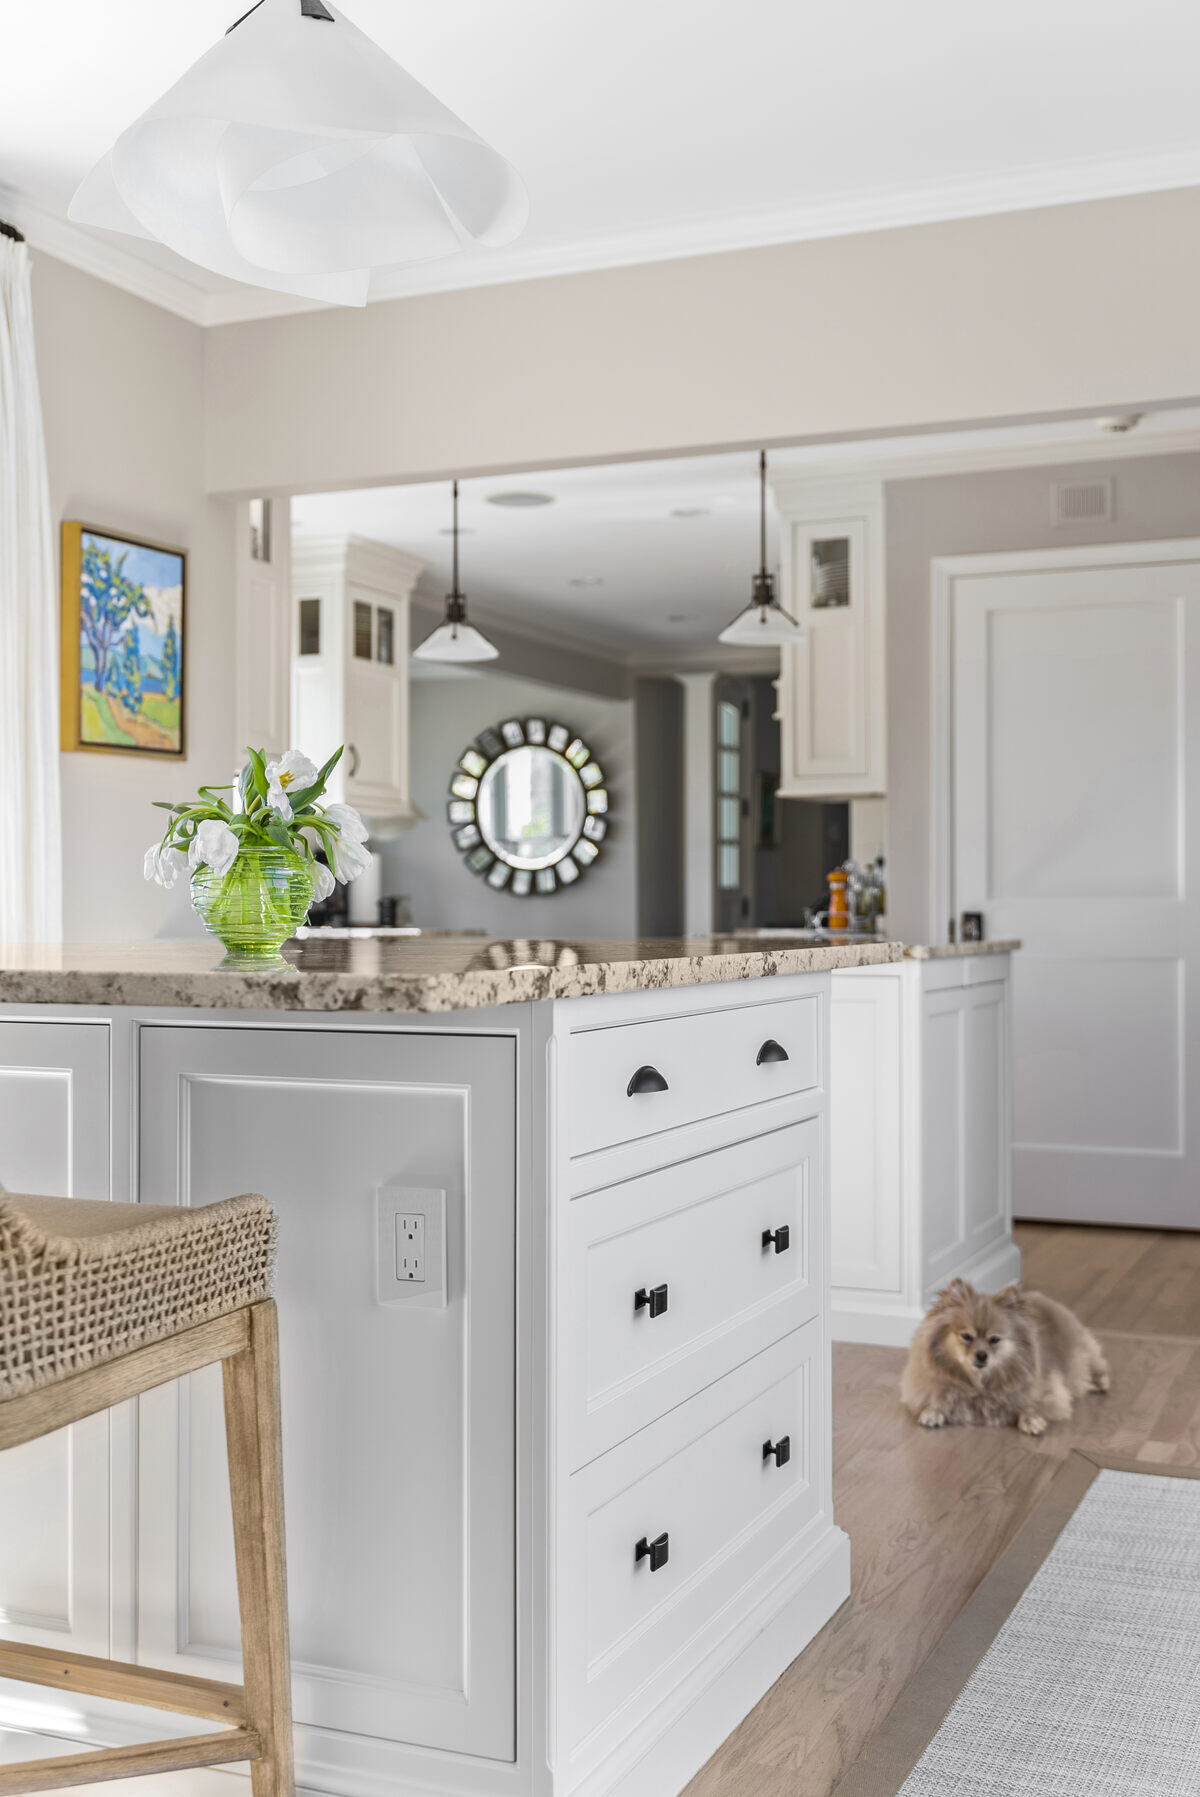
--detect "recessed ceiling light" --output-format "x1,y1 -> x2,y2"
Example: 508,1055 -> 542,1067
486,491 -> 555,508
671,506 -> 711,519
1097,413 -> 1143,434
569,576 -> 604,588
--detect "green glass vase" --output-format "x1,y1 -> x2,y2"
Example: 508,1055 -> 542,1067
191,847 -> 316,971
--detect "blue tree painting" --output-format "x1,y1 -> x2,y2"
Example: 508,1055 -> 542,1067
76,531 -> 185,753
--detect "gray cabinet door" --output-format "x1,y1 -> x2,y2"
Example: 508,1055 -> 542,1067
0,1021 -> 112,1659
136,1024 -> 517,1763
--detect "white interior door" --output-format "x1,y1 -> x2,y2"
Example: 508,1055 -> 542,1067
950,545 -> 1200,1228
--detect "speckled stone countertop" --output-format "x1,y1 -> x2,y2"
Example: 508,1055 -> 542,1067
904,940 -> 1022,960
0,935 -> 901,1016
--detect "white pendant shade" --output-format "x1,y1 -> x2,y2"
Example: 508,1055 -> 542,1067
412,622 -> 499,664
718,603 -> 805,647
68,0 -> 528,306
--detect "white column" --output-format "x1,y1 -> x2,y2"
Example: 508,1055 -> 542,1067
676,672 -> 716,937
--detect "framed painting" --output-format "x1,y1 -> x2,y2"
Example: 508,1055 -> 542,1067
61,523 -> 187,757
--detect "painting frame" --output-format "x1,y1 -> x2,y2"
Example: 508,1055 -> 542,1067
60,522 -> 187,758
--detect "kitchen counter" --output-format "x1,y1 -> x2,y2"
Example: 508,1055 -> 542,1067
904,939 -> 1021,960
0,933 -> 900,1015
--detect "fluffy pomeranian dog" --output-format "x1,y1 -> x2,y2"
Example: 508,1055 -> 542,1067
901,1278 -> 1110,1436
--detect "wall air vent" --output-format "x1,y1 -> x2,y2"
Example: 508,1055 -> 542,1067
1051,478 -> 1113,526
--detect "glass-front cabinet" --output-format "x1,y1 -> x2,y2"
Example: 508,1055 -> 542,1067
773,478 -> 886,800
292,534 -> 425,829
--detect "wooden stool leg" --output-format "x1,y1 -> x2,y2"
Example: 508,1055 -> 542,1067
222,1301 -> 294,1797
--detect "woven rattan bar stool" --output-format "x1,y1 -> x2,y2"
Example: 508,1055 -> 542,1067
0,1192 -> 293,1796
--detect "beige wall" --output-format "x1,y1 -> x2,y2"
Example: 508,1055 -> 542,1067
34,252 -> 235,940
885,450 -> 1200,942
205,188 -> 1200,498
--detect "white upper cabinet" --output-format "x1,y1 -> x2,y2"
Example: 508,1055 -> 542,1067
292,535 -> 425,830
774,479 -> 886,799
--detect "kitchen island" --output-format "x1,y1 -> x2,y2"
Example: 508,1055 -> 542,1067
0,934 -> 897,1797
830,941 -> 1023,1344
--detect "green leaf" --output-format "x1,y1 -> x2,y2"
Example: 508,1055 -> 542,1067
245,747 -> 270,804
265,818 -> 295,853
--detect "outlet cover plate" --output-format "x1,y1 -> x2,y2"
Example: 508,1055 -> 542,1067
376,1186 -> 447,1309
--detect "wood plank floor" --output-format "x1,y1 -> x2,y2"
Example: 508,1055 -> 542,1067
682,1224 -> 1200,1796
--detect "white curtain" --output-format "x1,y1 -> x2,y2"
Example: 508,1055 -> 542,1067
0,236 -> 62,943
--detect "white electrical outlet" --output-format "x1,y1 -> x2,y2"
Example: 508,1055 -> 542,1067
396,1214 -> 425,1283
376,1187 -> 447,1308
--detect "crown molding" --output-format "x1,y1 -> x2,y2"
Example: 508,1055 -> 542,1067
11,138 -> 1200,329
768,424 -> 1200,490
8,193 -> 213,325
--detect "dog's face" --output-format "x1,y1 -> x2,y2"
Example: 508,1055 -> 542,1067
928,1279 -> 1023,1387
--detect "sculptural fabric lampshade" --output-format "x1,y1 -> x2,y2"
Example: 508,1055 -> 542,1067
68,0 -> 528,306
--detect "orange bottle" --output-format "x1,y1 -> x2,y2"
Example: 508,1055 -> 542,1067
827,869 -> 850,932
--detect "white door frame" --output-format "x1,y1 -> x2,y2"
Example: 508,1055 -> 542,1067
929,537 -> 1200,944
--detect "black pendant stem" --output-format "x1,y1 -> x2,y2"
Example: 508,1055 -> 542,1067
228,0 -> 333,31
451,479 -> 461,598
759,449 -> 768,584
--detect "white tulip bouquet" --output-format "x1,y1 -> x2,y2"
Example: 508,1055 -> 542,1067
145,747 -> 370,964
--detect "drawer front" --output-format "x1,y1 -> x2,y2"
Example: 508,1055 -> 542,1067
566,995 -> 820,1161
567,1121 -> 820,1466
561,1322 -> 825,1762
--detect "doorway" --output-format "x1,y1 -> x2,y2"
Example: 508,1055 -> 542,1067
937,540 -> 1200,1229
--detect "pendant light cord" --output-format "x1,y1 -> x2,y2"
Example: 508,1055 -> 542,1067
451,479 -> 460,596
759,449 -> 768,580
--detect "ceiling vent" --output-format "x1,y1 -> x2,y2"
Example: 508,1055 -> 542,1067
1051,478 -> 1113,526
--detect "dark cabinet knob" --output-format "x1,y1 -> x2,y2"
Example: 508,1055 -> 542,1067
634,1283 -> 669,1318
627,1064 -> 669,1097
762,1225 -> 790,1254
756,1039 -> 790,1066
763,1436 -> 791,1467
635,1531 -> 670,1572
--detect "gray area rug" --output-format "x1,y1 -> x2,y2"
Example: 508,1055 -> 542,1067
896,1467 -> 1200,1796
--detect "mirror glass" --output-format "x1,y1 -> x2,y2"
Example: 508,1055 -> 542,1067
477,745 -> 586,870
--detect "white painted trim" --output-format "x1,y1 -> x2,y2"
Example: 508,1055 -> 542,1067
10,194 -> 213,325
16,134 -> 1200,330
929,536 -> 1200,945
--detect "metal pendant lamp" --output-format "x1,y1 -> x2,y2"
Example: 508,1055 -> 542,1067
717,451 -> 804,646
412,481 -> 499,664
69,0 -> 528,307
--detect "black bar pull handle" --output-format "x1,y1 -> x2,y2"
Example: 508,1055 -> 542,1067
762,1224 -> 791,1255
634,1283 -> 669,1319
627,1064 -> 669,1096
763,1436 -> 791,1467
635,1532 -> 670,1572
756,1039 -> 790,1066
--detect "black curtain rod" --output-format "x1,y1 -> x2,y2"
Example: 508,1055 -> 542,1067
0,221 -> 25,244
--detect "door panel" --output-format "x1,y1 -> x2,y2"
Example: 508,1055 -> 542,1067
0,1022 -> 111,1656
952,553 -> 1200,1226
136,1025 -> 517,1762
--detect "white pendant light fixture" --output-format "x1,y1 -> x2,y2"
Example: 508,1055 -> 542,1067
717,451 -> 804,647
68,0 -> 528,307
412,481 -> 499,664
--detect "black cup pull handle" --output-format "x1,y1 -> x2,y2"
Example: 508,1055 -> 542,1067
763,1436 -> 791,1467
636,1531 -> 670,1572
634,1283 -> 669,1319
756,1039 -> 790,1066
627,1064 -> 669,1097
762,1224 -> 791,1255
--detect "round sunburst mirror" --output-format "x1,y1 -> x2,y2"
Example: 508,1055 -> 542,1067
446,718 -> 609,895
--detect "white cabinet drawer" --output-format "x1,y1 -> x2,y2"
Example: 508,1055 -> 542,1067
566,995 -> 820,1161
567,1121 -> 820,1466
561,1322 -> 825,1767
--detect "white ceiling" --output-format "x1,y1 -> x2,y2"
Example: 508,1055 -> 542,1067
292,409 -> 1200,659
5,1 -> 1200,322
